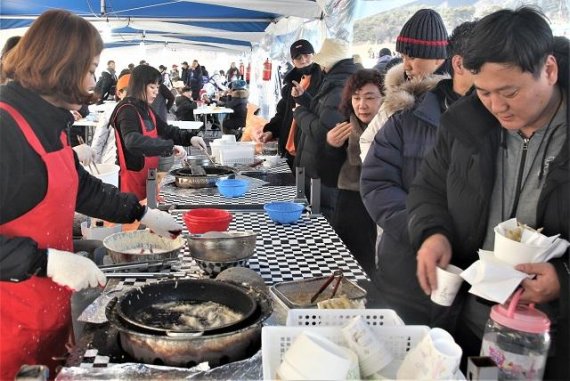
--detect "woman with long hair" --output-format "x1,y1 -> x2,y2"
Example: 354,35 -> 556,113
110,64 -> 207,200
0,10 -> 183,379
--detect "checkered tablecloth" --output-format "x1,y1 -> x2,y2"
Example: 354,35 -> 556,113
160,185 -> 299,206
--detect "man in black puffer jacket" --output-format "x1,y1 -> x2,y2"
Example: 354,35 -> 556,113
293,38 -> 358,222
407,8 -> 569,379
257,39 -> 323,171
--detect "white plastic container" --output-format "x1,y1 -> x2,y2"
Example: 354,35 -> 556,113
219,142 -> 255,166
84,163 -> 120,187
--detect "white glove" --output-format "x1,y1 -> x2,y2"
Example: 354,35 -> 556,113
140,208 -> 183,238
47,249 -> 106,291
190,136 -> 208,151
172,145 -> 188,160
73,144 -> 96,166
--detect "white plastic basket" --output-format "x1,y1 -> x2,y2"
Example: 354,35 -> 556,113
219,143 -> 255,165
286,308 -> 405,327
261,325 -> 430,380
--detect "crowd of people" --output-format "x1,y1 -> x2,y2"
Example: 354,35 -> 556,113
0,5 -> 568,380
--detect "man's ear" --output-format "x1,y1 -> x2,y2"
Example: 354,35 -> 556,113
451,55 -> 464,75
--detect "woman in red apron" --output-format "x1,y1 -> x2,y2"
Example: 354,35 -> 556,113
110,64 -> 207,201
0,10 -> 183,379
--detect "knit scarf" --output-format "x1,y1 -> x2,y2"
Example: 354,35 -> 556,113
338,113 -> 366,191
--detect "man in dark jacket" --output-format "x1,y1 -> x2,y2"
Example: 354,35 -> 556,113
293,38 -> 358,222
188,60 -> 203,100
94,60 -> 116,104
407,8 -> 568,379
180,61 -> 189,85
174,86 -> 197,121
360,18 -> 476,326
373,48 -> 392,74
256,39 -> 323,170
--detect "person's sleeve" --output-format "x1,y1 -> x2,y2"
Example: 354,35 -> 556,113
360,113 -> 411,244
360,113 -> 383,162
406,124 -> 455,250
161,84 -> 175,110
78,104 -> 90,118
0,236 -> 48,282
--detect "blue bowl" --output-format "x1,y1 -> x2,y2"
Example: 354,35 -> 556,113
264,202 -> 304,224
216,178 -> 249,198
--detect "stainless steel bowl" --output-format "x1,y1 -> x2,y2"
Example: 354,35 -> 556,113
170,166 -> 235,189
103,230 -> 186,264
183,155 -> 212,168
186,231 -> 257,263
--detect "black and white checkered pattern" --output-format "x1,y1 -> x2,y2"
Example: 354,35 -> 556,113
161,185 -> 299,206
175,211 -> 368,284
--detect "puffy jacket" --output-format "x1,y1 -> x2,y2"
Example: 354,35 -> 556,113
407,91 -> 569,378
293,58 -> 358,185
360,77 -> 449,324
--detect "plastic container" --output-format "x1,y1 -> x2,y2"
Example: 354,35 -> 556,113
480,289 -> 550,380
183,208 -> 232,234
84,163 -> 119,187
263,202 -> 304,224
216,178 -> 249,198
219,143 -> 255,166
262,325 -> 430,380
286,308 -> 404,327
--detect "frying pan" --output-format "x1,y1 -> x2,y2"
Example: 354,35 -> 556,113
170,166 -> 235,188
115,279 -> 257,336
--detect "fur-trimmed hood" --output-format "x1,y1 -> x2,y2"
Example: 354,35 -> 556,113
381,63 -> 449,118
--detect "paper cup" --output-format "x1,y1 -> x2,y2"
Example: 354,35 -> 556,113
431,338 -> 462,379
431,265 -> 464,306
283,331 -> 353,380
493,228 -> 541,266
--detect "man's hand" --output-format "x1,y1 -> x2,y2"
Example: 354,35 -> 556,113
515,262 -> 560,304
291,80 -> 304,97
416,234 -> 452,295
326,121 -> 352,147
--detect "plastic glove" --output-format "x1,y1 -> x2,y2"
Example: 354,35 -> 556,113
47,249 -> 106,291
140,207 -> 183,238
172,145 -> 187,160
190,136 -> 208,151
73,144 -> 96,166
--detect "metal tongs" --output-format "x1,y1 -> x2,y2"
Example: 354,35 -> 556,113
77,135 -> 100,174
310,269 -> 344,303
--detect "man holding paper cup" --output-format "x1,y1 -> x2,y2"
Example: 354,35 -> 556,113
407,7 -> 568,379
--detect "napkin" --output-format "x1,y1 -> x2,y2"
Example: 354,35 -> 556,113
460,218 -> 569,304
397,328 -> 462,380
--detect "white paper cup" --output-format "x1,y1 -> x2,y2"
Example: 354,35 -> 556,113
493,228 -> 541,266
431,265 -> 464,306
220,134 -> 237,144
431,338 -> 462,378
283,331 -> 353,380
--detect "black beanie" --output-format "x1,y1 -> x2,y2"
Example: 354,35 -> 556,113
396,9 -> 448,59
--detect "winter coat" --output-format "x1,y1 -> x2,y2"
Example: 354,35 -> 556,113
222,89 -> 248,133
263,64 -> 323,158
359,76 -> 449,324
174,95 -> 197,121
360,63 -> 449,161
373,54 -> 391,74
94,70 -> 117,102
293,58 -> 358,185
407,91 -> 569,378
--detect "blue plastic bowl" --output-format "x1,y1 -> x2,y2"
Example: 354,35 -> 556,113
263,202 -> 304,224
216,178 -> 249,198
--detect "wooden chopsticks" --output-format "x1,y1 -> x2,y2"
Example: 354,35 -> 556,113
76,135 -> 100,174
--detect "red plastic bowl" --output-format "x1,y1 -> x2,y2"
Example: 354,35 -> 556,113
183,209 -> 233,234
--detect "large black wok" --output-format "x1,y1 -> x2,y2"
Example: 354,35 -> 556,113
115,279 -> 257,335
105,282 -> 272,368
170,166 -> 235,188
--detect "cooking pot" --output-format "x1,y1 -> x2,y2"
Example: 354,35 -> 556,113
170,166 -> 235,189
103,230 -> 186,265
106,281 -> 272,367
115,279 -> 257,335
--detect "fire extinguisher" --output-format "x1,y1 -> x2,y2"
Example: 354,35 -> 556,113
245,63 -> 251,83
262,58 -> 272,81
239,61 -> 245,79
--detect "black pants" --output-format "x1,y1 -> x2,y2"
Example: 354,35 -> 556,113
330,189 -> 376,277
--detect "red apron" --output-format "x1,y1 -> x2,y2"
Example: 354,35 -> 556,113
0,103 -> 78,380
114,104 -> 159,200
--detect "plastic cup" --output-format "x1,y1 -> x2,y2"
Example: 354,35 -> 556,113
431,265 -> 464,306
282,331 -> 354,380
262,141 -> 278,155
